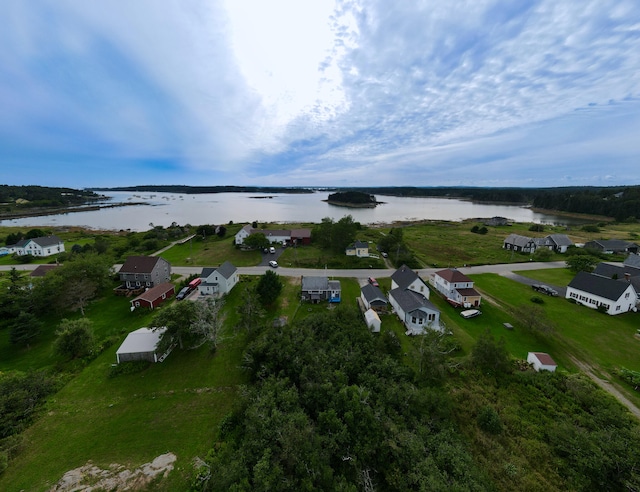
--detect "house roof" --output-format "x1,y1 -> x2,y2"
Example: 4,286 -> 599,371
217,261 -> 237,279
30,264 -> 60,277
302,276 -> 329,291
120,255 -> 166,274
389,287 -> 439,314
593,262 -> 640,280
586,239 -> 638,252
131,283 -> 175,303
529,352 -> 557,366
435,268 -> 472,284
364,309 -> 380,324
456,287 -> 481,297
391,265 -> 422,289
116,327 -> 166,355
361,283 -> 387,303
328,280 -> 341,291
290,228 -> 311,238
504,234 -> 535,248
547,234 -> 573,247
30,235 -> 64,247
568,271 -> 636,301
624,253 -> 640,269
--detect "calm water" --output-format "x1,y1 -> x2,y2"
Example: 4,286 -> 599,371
1,191 -> 578,231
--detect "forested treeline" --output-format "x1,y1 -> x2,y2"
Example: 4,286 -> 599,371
327,191 -> 377,205
346,186 -> 640,221
193,309 -> 640,491
0,185 -> 100,208
92,185 -> 313,194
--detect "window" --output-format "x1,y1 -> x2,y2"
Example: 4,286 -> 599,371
412,316 -> 417,324
616,306 -> 621,311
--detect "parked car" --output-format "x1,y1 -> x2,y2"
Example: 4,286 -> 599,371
269,246 -> 276,254
381,252 -> 388,258
532,284 -> 558,296
368,277 -> 379,287
176,286 -> 191,301
460,309 -> 482,319
269,260 -> 278,268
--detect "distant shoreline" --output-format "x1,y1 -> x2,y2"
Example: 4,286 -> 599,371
0,201 -> 147,220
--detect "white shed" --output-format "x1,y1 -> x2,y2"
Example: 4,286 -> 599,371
364,308 -> 381,333
527,352 -> 557,372
116,327 -> 168,364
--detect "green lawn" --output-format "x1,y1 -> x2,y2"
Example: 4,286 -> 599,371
512,267 -> 576,287
0,287 -> 250,492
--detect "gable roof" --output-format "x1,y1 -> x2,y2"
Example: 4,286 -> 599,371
131,283 -> 175,303
290,228 -> 311,238
568,271 -> 636,301
529,352 -> 557,366
30,264 -> 60,277
302,276 -> 329,291
625,253 -> 640,269
391,265 -> 422,289
504,234 -> 534,247
593,262 -> 640,280
217,261 -> 237,279
435,268 -> 472,284
30,235 -> 64,247
389,287 -> 438,314
361,283 -> 387,303
547,234 -> 573,247
117,327 -> 166,356
120,256 -> 166,274
586,239 -> 638,252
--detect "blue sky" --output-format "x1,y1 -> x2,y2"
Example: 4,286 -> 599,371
1,0 -> 639,188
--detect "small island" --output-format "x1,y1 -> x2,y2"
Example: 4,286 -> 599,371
325,191 -> 380,208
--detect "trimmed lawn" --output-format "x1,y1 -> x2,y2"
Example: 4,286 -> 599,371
159,235 -> 260,267
512,267 -> 576,287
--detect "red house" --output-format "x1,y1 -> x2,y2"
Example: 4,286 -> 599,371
130,283 -> 175,310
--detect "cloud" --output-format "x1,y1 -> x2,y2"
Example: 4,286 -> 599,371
0,0 -> 639,187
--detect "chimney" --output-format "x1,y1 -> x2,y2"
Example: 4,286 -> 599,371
624,273 -> 631,282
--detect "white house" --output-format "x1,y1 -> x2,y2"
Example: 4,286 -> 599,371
431,268 -> 481,307
346,240 -> 369,257
364,308 -> 381,333
527,352 -> 557,372
566,271 -> 637,315
199,261 -> 239,297
11,235 -> 65,257
388,287 -> 440,335
235,225 -> 310,246
391,265 -> 430,299
116,327 -> 170,363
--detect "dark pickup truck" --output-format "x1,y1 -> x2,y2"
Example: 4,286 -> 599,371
532,284 -> 558,296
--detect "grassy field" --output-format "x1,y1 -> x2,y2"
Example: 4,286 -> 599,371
2,218 -> 640,489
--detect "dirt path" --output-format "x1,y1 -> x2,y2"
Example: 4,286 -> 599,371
569,356 -> 640,420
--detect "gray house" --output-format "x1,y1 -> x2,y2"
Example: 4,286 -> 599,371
199,261 -> 239,297
584,240 -> 639,255
118,256 -> 171,290
301,276 -> 341,303
360,283 -> 388,312
503,234 -> 537,253
388,287 -> 440,335
391,264 -> 430,298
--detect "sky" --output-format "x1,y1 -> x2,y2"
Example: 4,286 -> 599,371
1,0 -> 639,189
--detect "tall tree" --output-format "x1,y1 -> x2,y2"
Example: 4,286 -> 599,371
238,286 -> 265,333
152,299 -> 223,352
9,311 -> 42,347
54,318 -> 95,360
256,270 -> 283,306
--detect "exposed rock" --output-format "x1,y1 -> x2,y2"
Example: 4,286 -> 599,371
49,453 -> 176,491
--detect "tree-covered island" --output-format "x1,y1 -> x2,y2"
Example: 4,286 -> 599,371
325,190 -> 379,208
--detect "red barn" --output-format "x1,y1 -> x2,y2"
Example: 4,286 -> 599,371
130,283 -> 175,310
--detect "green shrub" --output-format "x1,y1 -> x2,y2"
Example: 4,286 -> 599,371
108,361 -> 151,378
477,405 -> 503,434
530,296 -> 545,304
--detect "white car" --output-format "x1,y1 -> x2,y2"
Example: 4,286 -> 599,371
460,309 -> 482,319
269,260 -> 278,268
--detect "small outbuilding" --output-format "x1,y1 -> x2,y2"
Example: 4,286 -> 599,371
527,352 -> 557,372
364,308 -> 381,333
116,327 -> 168,363
130,282 -> 175,310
